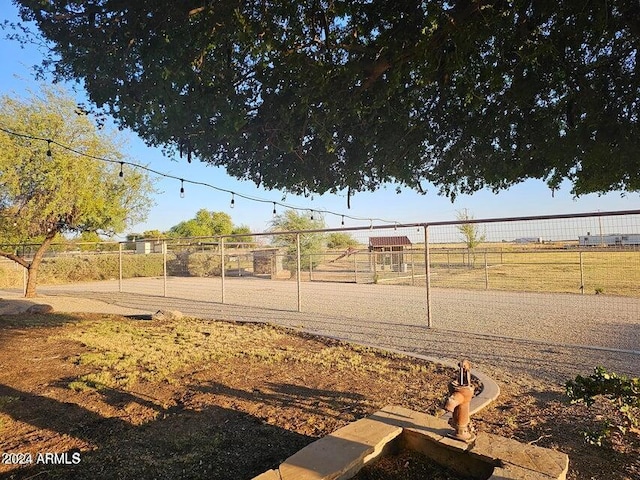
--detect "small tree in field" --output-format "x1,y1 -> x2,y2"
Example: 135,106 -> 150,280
456,209 -> 485,267
269,210 -> 326,273
327,232 -> 359,250
0,86 -> 154,297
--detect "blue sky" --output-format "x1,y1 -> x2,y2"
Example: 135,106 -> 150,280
1,2 -> 638,237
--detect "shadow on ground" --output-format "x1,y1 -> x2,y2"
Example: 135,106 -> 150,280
0,382 -> 312,480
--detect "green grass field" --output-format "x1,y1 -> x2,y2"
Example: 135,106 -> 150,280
414,246 -> 640,296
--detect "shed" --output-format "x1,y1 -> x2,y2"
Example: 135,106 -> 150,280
135,240 -> 164,254
252,248 -> 285,278
368,236 -> 412,272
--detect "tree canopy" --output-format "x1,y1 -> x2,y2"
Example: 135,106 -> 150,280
0,86 -> 154,296
170,209 -> 235,238
12,1 -> 640,199
167,209 -> 253,242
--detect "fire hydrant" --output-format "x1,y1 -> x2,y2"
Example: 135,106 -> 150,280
444,359 -> 476,443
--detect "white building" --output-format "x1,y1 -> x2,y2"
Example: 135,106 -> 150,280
135,240 -> 165,254
578,233 -> 640,247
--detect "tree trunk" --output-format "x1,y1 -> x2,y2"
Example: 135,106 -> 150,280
24,231 -> 56,298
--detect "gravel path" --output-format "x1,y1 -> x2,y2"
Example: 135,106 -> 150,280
2,277 -> 638,384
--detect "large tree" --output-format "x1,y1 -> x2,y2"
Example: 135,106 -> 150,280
169,209 -> 234,238
0,86 -> 154,297
11,1 -> 640,199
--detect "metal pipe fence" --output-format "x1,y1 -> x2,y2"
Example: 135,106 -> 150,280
2,210 -> 639,333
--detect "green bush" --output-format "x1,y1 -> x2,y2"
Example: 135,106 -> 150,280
121,253 -> 165,278
1,249 -> 233,286
566,366 -> 640,446
36,254 -> 166,284
186,252 -> 222,277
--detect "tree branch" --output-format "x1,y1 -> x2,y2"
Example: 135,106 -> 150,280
0,251 -> 29,269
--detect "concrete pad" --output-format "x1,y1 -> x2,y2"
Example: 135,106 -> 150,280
254,404 -> 570,480
369,405 -> 451,442
490,463 -> 560,479
279,417 -> 402,480
472,433 -> 569,480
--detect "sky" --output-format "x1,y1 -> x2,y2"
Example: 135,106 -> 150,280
1,2 -> 638,239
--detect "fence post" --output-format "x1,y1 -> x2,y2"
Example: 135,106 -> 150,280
484,249 -> 489,290
221,237 -> 226,304
22,265 -> 27,296
163,240 -> 167,297
296,233 -> 302,312
424,225 -> 432,328
118,242 -> 123,293
579,251 -> 584,294
354,252 -> 358,283
411,249 -> 415,285
309,254 -> 313,281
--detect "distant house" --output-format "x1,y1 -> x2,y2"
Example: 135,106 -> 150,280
135,240 -> 164,254
368,236 -> 412,272
252,248 -> 285,278
514,237 -> 542,244
579,233 -> 640,247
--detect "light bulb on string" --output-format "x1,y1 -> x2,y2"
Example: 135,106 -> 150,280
0,126 -> 405,229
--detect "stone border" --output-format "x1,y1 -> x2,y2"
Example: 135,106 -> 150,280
253,405 -> 569,480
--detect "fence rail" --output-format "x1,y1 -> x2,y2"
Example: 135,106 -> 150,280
2,210 -> 639,331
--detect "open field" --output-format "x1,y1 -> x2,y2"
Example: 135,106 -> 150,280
313,245 -> 640,297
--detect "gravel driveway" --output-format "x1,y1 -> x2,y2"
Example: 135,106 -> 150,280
3,276 -> 638,384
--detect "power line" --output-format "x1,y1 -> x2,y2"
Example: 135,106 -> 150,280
0,125 -> 400,226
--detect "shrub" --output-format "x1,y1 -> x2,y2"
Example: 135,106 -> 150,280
186,252 -> 222,277
121,254 -> 165,278
566,366 -> 640,446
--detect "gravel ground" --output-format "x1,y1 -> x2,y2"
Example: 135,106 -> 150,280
2,277 -> 638,384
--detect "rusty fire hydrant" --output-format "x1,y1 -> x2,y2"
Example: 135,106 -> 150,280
444,359 -> 476,443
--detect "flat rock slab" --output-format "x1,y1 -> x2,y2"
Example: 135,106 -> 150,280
279,416 -> 402,480
252,405 -> 569,480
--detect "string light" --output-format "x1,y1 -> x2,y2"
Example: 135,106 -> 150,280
0,125 -> 401,227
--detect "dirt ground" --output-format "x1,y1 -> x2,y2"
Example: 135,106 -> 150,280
0,312 -> 638,480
